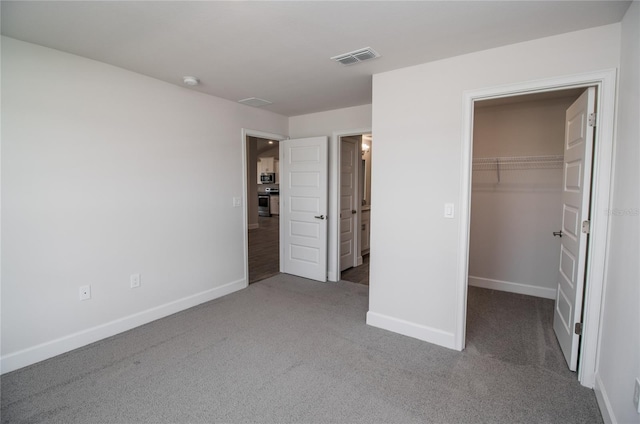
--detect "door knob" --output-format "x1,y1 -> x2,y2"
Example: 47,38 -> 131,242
553,231 -> 563,237
314,215 -> 325,220
352,210 -> 357,214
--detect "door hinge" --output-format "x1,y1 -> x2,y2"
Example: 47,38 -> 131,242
574,322 -> 583,335
582,220 -> 591,234
588,113 -> 597,127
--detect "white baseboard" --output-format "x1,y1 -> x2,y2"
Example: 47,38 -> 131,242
366,311 -> 457,350
468,276 -> 556,300
594,373 -> 616,424
248,223 -> 259,230
0,278 -> 247,374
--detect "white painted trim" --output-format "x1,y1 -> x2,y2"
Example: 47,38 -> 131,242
367,311 -> 456,349
576,70 -> 617,389
594,374 -> 616,424
468,276 -> 556,300
248,223 -> 259,230
241,129 -> 288,284
456,69 -> 618,388
0,278 -> 246,374
330,128 -> 372,282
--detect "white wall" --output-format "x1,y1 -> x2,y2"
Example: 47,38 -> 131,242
595,2 -> 640,423
368,24 -> 620,348
469,97 -> 576,299
1,37 -> 288,372
289,105 -> 372,282
288,104 -> 372,139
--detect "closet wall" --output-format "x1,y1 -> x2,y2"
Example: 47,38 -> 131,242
469,94 -> 579,299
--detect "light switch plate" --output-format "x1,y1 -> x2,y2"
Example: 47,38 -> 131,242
444,203 -> 455,219
233,197 -> 242,207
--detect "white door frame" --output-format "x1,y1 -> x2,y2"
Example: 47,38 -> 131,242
329,128 -> 372,282
241,128 -> 288,287
456,69 -> 617,388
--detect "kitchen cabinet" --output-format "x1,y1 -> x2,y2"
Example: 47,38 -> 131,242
258,157 -> 276,173
257,157 -> 279,183
270,194 -> 280,215
361,209 -> 370,254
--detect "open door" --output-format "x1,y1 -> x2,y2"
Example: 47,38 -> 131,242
340,138 -> 359,271
553,87 -> 596,371
279,136 -> 329,282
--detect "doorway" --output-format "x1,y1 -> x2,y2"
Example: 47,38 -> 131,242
243,130 -> 286,285
337,132 -> 372,285
466,88 -> 585,374
243,130 -> 371,286
457,69 -> 617,388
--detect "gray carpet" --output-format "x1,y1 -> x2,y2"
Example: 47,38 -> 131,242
1,276 -> 602,423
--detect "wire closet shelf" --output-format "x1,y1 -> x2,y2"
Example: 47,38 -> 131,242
472,155 -> 564,183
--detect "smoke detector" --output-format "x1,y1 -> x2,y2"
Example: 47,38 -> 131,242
331,47 -> 380,66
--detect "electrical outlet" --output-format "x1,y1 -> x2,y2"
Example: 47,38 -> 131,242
634,378 -> 640,413
79,285 -> 91,301
130,273 -> 141,289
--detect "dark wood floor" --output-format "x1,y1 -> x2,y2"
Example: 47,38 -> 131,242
248,216 -> 370,285
248,216 -> 280,284
341,254 -> 370,285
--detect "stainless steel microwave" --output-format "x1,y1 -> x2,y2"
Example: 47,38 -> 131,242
260,173 -> 276,184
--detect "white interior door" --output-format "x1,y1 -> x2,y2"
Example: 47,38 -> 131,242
280,136 -> 328,282
553,87 -> 596,371
340,139 -> 358,272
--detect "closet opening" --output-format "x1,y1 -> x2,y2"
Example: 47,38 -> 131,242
466,87 -> 595,375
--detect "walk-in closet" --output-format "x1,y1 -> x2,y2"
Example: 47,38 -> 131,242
466,89 -> 586,370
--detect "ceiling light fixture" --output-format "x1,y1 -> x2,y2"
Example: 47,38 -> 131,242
183,76 -> 199,86
331,47 -> 380,66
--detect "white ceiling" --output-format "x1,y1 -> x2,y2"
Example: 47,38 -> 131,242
1,1 -> 631,117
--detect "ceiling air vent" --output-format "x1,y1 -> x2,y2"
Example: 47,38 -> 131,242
331,47 -> 380,66
238,97 -> 273,107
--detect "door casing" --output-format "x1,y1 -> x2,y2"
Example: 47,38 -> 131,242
457,69 -> 617,388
